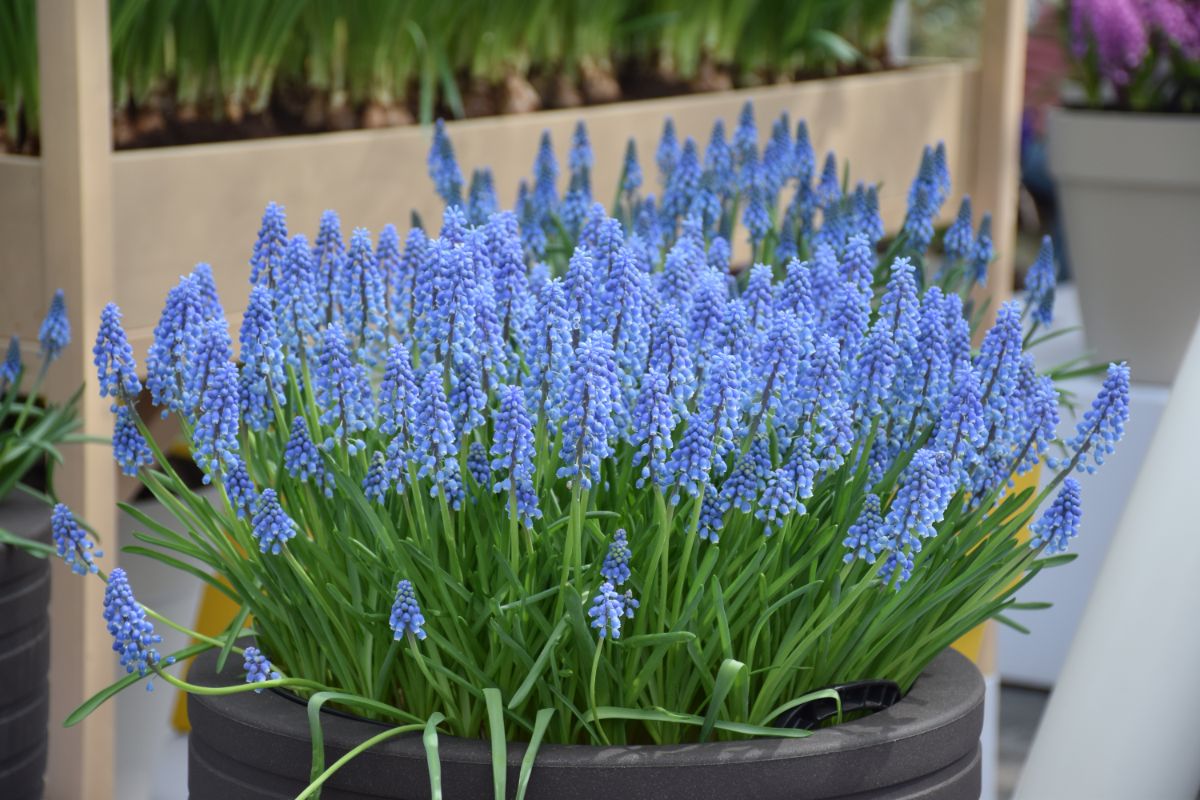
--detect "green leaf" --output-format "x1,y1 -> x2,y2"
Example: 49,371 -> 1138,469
0,526 -> 54,558
295,722 -> 425,800
700,659 -> 745,742
516,708 -> 554,800
584,706 -> 811,739
65,641 -> 216,727
615,631 -> 697,648
423,711 -> 447,800
507,617 -> 567,709
994,614 -> 1031,635
216,605 -> 252,673
484,687 -> 507,800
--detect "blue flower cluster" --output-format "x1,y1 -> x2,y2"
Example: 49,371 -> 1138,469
389,579 -> 427,640
51,503 -> 102,576
39,289 -> 71,363
92,104 -> 1129,654
242,646 -> 281,693
103,567 -> 166,687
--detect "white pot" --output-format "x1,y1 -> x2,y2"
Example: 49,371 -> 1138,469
1048,107 -> 1200,385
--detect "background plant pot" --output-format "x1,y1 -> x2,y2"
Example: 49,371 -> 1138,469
1048,107 -> 1200,385
0,493 -> 52,800
188,647 -> 983,800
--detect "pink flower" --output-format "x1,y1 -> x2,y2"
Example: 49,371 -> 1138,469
1071,0 -> 1150,84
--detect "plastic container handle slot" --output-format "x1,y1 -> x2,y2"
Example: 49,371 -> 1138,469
773,679 -> 902,731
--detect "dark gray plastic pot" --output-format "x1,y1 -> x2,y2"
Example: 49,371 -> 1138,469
0,495 -> 52,800
188,647 -> 983,800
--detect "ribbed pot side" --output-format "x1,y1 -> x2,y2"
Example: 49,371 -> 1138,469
1048,107 -> 1200,385
0,496 -> 53,800
188,647 -> 983,800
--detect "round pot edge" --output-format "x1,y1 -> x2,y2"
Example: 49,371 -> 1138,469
188,646 -> 983,769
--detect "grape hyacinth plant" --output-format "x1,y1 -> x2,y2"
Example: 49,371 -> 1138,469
61,107 -> 1129,797
0,290 -> 84,555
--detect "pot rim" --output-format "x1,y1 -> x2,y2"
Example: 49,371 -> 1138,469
188,646 -> 983,770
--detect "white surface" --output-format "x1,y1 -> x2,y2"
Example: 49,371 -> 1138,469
1014,317 -> 1200,800
980,670 -> 999,800
998,284 -> 1167,687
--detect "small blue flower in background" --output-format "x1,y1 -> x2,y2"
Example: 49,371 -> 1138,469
670,352 -> 744,499
113,406 -> 154,477
223,455 -> 258,520
843,494 -> 887,565
881,449 -> 953,555
191,262 -> 224,322
38,289 -> 70,364
588,580 -> 637,640
465,441 -> 491,489
338,227 -> 387,361
600,529 -> 633,586
242,646 -> 281,693
1,335 -> 20,388
93,303 -> 141,404
815,153 -> 841,209
1030,478 -> 1083,554
103,567 -> 166,687
756,467 -> 798,537
1060,363 -> 1131,474
850,320 -> 898,421
146,275 -> 205,414
284,417 -> 333,497
935,366 -> 988,479
656,117 -> 680,187
467,168 -> 498,227
943,196 -> 974,263
793,119 -> 814,183
621,138 -> 642,196
733,101 -> 757,190
697,492 -> 725,543
238,285 -> 287,431
705,120 -> 734,197
491,384 -> 540,527
183,320 -> 233,421
51,503 -> 102,575
412,367 -> 460,490
390,579 -> 427,640
662,138 -> 701,222
250,202 -> 288,289
428,119 -> 464,208
363,450 -> 391,504
631,370 -> 677,491
975,301 -> 1024,421
1024,236 -> 1057,327
532,130 -> 559,221
971,213 -> 994,286
193,361 -> 241,480
251,488 -> 298,555
1015,372 -> 1060,476
721,438 -> 771,514
742,164 -> 771,248
558,332 -> 622,490
314,323 -> 374,454
313,210 -> 345,321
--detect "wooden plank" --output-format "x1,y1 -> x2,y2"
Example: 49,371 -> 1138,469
109,62 -> 979,351
975,0 -> 1028,308
0,157 -> 45,340
36,1 -> 117,798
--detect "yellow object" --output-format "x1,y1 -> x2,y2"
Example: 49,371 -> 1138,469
171,579 -> 243,732
951,465 -> 1042,666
